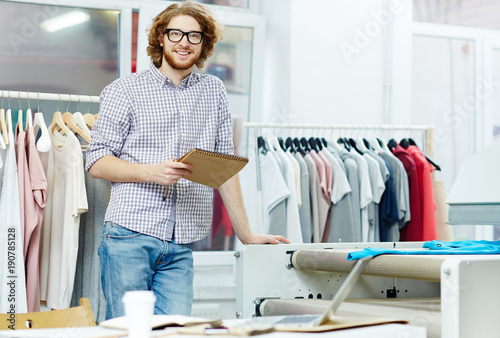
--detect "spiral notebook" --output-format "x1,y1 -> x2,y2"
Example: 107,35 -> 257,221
176,148 -> 249,189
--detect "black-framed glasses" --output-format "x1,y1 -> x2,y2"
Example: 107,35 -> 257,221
163,29 -> 204,44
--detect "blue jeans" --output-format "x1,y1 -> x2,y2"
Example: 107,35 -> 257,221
98,221 -> 193,320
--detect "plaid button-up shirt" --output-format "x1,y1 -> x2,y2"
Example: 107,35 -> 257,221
85,63 -> 234,243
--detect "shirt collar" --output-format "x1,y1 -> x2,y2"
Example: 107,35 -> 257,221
149,62 -> 200,88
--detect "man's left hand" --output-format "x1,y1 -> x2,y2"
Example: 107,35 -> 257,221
242,234 -> 290,245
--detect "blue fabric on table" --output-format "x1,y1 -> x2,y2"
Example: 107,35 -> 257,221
347,240 -> 500,260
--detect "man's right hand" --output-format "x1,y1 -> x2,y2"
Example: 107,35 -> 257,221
148,159 -> 192,186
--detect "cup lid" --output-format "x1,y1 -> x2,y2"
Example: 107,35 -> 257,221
122,290 -> 157,302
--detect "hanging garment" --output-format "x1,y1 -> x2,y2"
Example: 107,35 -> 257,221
264,142 -> 288,237
304,154 -> 329,243
0,111 -> 28,314
285,151 -> 302,208
378,163 -> 399,242
316,150 -> 333,201
337,149 -> 362,242
319,149 -> 352,242
259,150 -> 290,236
379,150 -> 411,230
40,129 -> 88,310
392,145 -> 423,241
22,126 -> 47,312
345,150 -> 373,242
293,152 -> 313,243
308,150 -> 330,240
308,150 -> 329,204
407,145 -> 437,241
322,149 -> 355,243
363,153 -> 385,242
268,140 -> 302,243
365,151 -> 398,242
71,151 -> 110,323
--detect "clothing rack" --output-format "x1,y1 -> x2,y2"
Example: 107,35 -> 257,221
244,122 -> 435,161
0,90 -> 100,105
243,122 -> 436,232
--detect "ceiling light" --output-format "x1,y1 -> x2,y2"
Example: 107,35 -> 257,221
41,11 -> 90,33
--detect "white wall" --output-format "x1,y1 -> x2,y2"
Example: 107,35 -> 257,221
260,0 -> 413,125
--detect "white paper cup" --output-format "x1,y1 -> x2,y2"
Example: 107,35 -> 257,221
122,290 -> 156,338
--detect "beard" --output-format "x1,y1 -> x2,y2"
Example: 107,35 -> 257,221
163,47 -> 201,71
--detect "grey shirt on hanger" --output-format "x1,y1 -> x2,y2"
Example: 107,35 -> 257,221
293,152 -> 312,243
338,149 -> 362,242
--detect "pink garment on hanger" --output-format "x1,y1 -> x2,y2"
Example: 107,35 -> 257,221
309,150 -> 329,203
16,125 -> 47,312
25,126 -> 47,312
316,150 -> 332,200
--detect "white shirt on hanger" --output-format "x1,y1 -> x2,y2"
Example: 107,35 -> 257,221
39,128 -> 88,310
267,137 -> 303,243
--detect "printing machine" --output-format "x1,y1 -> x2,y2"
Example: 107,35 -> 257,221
235,138 -> 500,337
235,242 -> 500,338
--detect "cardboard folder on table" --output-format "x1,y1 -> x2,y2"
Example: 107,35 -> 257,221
176,148 -> 249,189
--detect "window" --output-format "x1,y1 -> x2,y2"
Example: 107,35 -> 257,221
0,2 -> 119,98
414,0 -> 500,30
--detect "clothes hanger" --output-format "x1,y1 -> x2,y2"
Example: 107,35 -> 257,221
408,138 -> 441,171
320,138 -> 328,148
257,136 -> 268,154
369,137 -> 384,153
17,92 -> 23,133
387,138 -> 399,151
337,137 -> 350,151
400,138 -> 410,149
4,91 -> 11,146
49,94 -> 72,138
62,96 -> 91,143
0,91 -> 7,148
308,137 -> 320,152
25,91 -> 32,129
83,113 -> 95,130
285,137 -> 296,153
327,134 -> 342,152
33,92 -> 51,153
83,96 -> 96,130
377,137 -> 390,152
300,137 -> 312,153
362,138 -> 373,151
293,137 -> 306,156
73,96 -> 92,136
353,136 -> 369,153
315,137 -> 323,151
277,136 -> 286,151
348,138 -> 366,155
6,103 -> 13,138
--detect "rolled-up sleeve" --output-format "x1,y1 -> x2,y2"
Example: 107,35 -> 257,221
85,81 -> 133,171
214,80 -> 234,156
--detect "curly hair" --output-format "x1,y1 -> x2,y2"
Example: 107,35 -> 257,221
147,1 -> 224,69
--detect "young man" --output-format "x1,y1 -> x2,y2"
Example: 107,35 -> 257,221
86,1 -> 288,320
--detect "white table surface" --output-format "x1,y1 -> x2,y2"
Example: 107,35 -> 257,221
0,323 -> 426,338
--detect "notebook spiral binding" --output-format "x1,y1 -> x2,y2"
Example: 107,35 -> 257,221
182,148 -> 249,162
